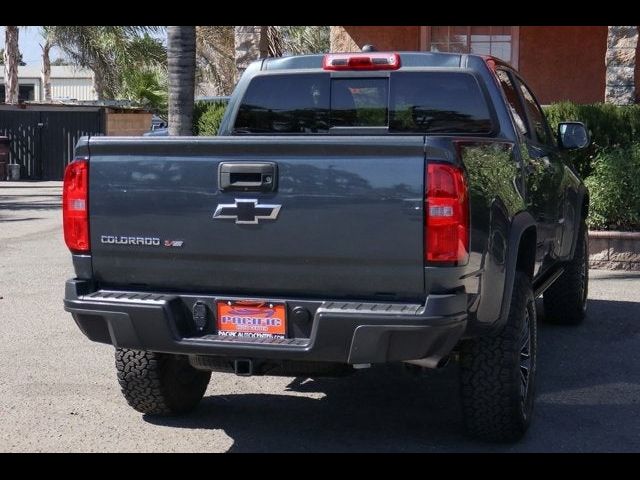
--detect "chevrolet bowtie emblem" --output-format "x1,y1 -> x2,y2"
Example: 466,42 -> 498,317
213,199 -> 281,225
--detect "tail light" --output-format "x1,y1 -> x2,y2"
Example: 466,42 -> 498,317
63,158 -> 90,253
425,163 -> 469,264
323,53 -> 401,71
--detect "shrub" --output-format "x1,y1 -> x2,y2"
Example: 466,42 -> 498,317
584,144 -> 640,231
544,102 -> 640,178
193,101 -> 227,136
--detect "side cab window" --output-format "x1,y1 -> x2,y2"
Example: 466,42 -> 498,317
495,69 -> 555,149
495,69 -> 528,139
512,76 -> 554,148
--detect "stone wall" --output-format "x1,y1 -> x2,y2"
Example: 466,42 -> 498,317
605,26 -> 639,104
589,231 -> 640,270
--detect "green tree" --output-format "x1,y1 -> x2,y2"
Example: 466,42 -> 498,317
50,57 -> 69,66
168,26 -> 196,135
193,101 -> 227,135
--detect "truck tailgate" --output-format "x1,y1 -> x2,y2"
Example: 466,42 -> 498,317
86,136 -> 425,301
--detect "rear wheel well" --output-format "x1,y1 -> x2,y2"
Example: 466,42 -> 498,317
516,227 -> 536,280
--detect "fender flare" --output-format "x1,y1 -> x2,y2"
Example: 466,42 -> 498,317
495,211 -> 537,330
568,185 -> 589,259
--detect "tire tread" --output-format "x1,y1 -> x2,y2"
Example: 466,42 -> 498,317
460,272 -> 536,442
543,221 -> 588,325
115,349 -> 210,415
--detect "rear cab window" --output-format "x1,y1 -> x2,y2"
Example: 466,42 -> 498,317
232,71 -> 495,135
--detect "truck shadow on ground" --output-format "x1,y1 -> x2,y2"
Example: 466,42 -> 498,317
146,364 -> 470,452
144,297 -> 640,452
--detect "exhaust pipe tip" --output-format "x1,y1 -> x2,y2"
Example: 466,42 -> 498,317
404,355 -> 451,371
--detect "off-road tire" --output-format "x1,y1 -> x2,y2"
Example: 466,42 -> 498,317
460,272 -> 537,442
115,349 -> 211,415
543,221 -> 589,325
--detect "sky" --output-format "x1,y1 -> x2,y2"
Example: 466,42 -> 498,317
0,26 -> 62,66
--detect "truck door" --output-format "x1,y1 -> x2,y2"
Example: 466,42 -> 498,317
494,69 -> 564,275
512,75 -> 567,268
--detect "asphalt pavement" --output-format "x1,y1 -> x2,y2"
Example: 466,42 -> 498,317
1,181 -> 639,452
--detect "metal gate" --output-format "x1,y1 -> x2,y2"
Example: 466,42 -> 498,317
0,107 -> 103,180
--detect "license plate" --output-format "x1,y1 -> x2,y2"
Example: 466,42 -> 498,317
216,300 -> 286,338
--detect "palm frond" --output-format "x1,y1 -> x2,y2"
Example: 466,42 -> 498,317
276,26 -> 330,55
195,26 -> 236,96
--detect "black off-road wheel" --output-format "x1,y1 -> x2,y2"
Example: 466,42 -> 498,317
460,272 -> 537,442
115,349 -> 211,415
543,221 -> 589,325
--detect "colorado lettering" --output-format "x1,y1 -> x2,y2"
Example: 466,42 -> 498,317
101,235 -> 161,246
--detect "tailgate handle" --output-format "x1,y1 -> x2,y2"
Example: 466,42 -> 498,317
219,162 -> 278,192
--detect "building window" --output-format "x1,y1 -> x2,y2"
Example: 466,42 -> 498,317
0,84 -> 36,103
423,26 -> 518,67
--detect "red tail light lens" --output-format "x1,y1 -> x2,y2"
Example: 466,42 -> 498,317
425,163 -> 469,264
63,159 -> 90,253
323,53 -> 401,71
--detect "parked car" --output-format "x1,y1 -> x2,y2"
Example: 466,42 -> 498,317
195,95 -> 230,103
62,51 -> 589,442
143,127 -> 168,137
150,115 -> 167,130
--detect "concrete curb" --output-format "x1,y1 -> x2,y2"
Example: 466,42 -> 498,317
589,230 -> 640,271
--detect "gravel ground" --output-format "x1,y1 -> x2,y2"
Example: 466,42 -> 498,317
1,182 -> 639,452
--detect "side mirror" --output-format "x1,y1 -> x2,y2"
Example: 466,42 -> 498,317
558,122 -> 590,150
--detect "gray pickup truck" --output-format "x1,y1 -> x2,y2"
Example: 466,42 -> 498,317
63,51 -> 590,442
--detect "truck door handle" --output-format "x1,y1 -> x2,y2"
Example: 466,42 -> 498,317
218,162 -> 278,192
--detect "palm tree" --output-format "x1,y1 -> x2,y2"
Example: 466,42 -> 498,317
233,26 -> 283,81
0,48 -> 25,65
195,26 -> 236,96
167,26 -> 196,136
195,26 -> 327,96
42,26 -> 164,100
3,26 -> 20,104
234,26 -> 261,80
119,65 -> 168,120
40,27 -> 53,102
277,26 -> 330,55
231,26 -> 329,81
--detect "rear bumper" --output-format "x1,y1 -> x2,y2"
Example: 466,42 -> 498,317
64,279 -> 467,365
